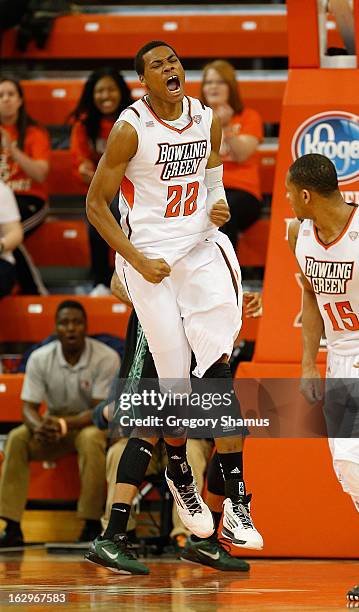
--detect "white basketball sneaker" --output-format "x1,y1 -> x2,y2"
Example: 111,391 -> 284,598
222,493 -> 263,550
165,470 -> 214,538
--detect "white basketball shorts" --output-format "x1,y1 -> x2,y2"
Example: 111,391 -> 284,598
326,350 -> 359,468
116,231 -> 242,382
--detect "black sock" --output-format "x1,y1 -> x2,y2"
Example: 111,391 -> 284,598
217,451 -> 245,499
207,451 -> 225,497
217,451 -> 243,480
103,503 -> 131,540
85,519 -> 101,528
212,510 -> 222,533
165,441 -> 193,485
5,519 -> 21,533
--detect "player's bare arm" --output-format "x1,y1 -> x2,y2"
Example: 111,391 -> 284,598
86,121 -> 171,284
110,270 -> 133,307
288,219 -> 324,404
205,113 -> 230,227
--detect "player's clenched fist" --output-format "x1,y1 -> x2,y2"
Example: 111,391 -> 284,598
300,367 -> 323,404
210,199 -> 231,227
138,257 -> 171,283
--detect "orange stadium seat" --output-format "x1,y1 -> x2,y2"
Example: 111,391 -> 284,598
1,7 -> 289,59
28,455 -> 80,501
0,291 -> 258,344
21,75 -> 286,126
237,218 -> 270,267
48,143 -> 277,197
0,374 -> 24,421
25,220 -> 89,267
0,296 -> 130,343
48,150 -> 86,196
0,6 -> 343,61
0,375 -> 80,501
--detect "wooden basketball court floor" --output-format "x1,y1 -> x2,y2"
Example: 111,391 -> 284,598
0,550 -> 357,611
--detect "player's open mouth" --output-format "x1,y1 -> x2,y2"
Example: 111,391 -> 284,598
166,75 -> 181,93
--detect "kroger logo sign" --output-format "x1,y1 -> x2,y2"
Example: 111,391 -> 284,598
292,111 -> 359,184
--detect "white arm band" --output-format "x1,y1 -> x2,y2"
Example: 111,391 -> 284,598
204,165 -> 227,214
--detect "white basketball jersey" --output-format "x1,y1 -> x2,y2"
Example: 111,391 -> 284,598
117,96 -> 216,265
296,205 -> 359,355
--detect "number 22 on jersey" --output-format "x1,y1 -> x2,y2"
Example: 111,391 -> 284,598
164,181 -> 199,218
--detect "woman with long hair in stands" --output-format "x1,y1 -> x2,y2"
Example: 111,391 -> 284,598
201,60 -> 263,254
70,68 -> 133,296
0,77 -> 49,295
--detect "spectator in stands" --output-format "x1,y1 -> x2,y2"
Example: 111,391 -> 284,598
0,300 -> 120,547
201,60 -> 263,252
0,180 -> 23,297
0,77 -> 50,295
70,69 -> 133,296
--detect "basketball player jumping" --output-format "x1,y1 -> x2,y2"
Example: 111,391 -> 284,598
86,40 -> 263,574
91,270 -> 262,573
287,153 -> 359,604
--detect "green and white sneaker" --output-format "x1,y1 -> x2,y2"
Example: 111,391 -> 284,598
347,584 -> 359,604
180,535 -> 250,572
84,534 -> 149,575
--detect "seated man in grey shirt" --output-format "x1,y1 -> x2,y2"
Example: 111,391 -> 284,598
0,299 -> 120,547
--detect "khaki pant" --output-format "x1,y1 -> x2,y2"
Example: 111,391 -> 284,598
0,424 -> 107,522
102,438 -> 213,538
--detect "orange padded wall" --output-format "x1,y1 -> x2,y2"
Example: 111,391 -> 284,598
255,0 -> 359,363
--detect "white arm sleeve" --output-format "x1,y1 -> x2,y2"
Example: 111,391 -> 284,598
204,165 -> 227,214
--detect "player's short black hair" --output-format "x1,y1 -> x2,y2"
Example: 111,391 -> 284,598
288,154 -> 339,197
56,300 -> 87,321
134,40 -> 178,76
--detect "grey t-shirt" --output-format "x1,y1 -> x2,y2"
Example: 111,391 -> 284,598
21,337 -> 120,415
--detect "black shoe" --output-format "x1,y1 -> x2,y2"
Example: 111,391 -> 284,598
126,529 -> 138,545
78,521 -> 102,543
0,526 -> 24,548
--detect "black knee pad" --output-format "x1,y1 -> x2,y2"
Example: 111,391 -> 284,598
204,361 -> 239,411
116,438 -> 153,486
206,451 -> 225,496
204,361 -> 232,379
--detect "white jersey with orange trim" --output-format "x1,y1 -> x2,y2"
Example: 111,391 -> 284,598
296,205 -> 359,355
117,95 -> 217,265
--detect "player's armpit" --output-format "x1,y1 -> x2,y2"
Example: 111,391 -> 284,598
87,121 -> 138,210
